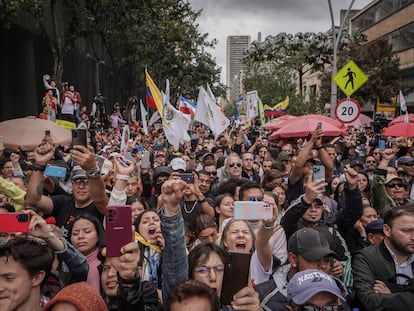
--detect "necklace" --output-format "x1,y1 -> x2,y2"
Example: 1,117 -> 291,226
182,200 -> 197,214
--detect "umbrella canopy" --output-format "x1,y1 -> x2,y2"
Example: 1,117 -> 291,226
345,114 -> 373,127
263,115 -> 297,130
0,116 -> 72,151
269,115 -> 347,140
388,113 -> 414,126
382,122 -> 414,137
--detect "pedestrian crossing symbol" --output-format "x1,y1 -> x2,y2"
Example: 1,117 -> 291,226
333,60 -> 368,97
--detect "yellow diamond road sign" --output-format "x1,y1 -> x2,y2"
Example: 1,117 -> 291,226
333,60 -> 368,97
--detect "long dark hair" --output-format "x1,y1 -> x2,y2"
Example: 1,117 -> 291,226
68,214 -> 105,250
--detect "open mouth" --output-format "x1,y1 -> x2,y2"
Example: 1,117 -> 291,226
148,228 -> 156,235
235,241 -> 246,251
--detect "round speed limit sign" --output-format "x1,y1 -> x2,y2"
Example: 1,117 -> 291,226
334,98 -> 360,123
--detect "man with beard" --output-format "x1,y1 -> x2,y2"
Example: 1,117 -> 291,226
352,203 -> 414,310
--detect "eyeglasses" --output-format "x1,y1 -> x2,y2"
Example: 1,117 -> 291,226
246,196 -> 264,202
366,160 -> 376,164
194,264 -> 224,276
386,182 -> 408,188
229,162 -> 242,168
72,179 -> 89,185
296,305 -> 344,311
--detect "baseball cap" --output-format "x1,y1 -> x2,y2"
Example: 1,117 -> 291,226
287,269 -> 346,305
398,156 -> 414,166
154,166 -> 172,180
278,151 -> 292,161
70,166 -> 87,181
385,174 -> 403,184
350,159 -> 364,168
397,167 -> 409,175
365,218 -> 384,234
170,157 -> 186,172
288,228 -> 337,262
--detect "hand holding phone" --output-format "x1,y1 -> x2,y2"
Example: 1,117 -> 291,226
72,129 -> 87,147
220,251 -> 252,306
175,173 -> 194,184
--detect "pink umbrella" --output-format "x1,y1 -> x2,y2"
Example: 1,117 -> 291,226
344,114 -> 373,127
0,116 -> 72,151
263,115 -> 297,130
388,114 -> 414,126
269,115 -> 347,140
382,122 -> 414,137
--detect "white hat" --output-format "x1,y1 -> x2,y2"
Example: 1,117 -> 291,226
170,157 -> 186,172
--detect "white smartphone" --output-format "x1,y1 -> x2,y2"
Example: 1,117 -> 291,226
234,201 -> 273,220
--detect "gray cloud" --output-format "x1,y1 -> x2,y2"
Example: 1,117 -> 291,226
189,0 -> 373,82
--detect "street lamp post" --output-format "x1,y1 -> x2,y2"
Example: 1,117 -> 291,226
328,0 -> 355,118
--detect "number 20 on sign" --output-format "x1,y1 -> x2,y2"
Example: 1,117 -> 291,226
334,98 -> 361,123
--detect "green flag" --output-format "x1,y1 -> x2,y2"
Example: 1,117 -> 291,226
258,96 -> 265,125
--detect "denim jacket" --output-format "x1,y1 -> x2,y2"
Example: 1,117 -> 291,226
160,208 -> 188,311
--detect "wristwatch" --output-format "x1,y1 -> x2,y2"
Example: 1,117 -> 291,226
86,168 -> 101,179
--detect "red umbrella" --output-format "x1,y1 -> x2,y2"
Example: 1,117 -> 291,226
269,115 -> 347,140
344,114 -> 373,127
0,116 -> 72,151
382,122 -> 414,137
388,113 -> 414,126
263,115 -> 297,130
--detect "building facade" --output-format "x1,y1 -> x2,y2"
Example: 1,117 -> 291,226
350,0 -> 414,110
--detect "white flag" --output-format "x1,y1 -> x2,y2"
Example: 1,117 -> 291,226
161,80 -> 191,149
120,125 -> 130,152
195,86 -> 230,138
140,99 -> 148,135
400,90 -> 407,113
149,111 -> 160,125
246,90 -> 259,120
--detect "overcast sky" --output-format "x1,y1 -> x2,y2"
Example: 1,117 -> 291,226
189,0 -> 373,83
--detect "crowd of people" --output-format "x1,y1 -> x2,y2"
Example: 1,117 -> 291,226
1,108 -> 414,311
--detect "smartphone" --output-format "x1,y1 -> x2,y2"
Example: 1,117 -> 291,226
45,130 -> 51,136
124,152 -> 137,164
0,136 -> 4,150
233,201 -> 273,220
175,173 -> 194,184
72,129 -> 87,147
105,206 -> 132,257
220,251 -> 252,306
94,154 -> 106,172
152,144 -> 163,151
317,122 -> 322,130
141,151 -> 150,169
378,139 -> 385,149
313,165 -> 326,181
44,165 -> 67,178
0,213 -> 31,233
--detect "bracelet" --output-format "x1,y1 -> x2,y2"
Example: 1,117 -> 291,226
263,222 -> 277,230
315,146 -> 324,150
33,163 -> 47,172
198,198 -> 207,204
116,174 -> 129,181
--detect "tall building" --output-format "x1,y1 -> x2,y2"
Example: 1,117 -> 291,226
226,35 -> 250,103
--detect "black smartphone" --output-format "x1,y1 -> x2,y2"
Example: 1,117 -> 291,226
45,130 -> 51,136
72,129 -> 87,147
175,173 -> 194,184
220,251 -> 252,306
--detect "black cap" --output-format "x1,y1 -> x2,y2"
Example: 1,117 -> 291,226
154,166 -> 171,180
288,228 -> 337,262
365,219 -> 384,234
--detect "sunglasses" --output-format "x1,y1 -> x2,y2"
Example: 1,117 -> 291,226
229,162 -> 242,168
208,171 -> 217,176
403,162 -> 414,167
246,196 -> 264,202
366,160 -> 376,164
386,182 -> 408,189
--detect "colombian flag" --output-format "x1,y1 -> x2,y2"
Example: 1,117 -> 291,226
145,69 -> 163,112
